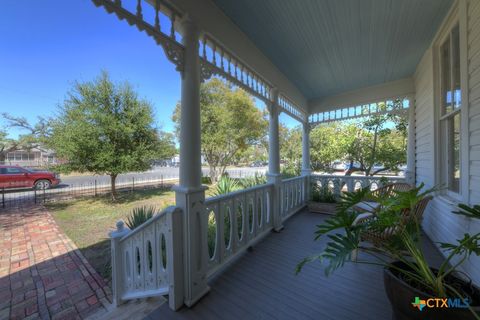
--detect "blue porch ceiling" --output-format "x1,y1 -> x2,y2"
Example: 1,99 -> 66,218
211,0 -> 453,101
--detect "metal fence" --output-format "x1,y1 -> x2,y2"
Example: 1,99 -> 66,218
0,175 -> 177,209
0,168 -> 268,209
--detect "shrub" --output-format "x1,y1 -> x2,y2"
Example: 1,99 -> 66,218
311,183 -> 336,203
125,205 -> 156,230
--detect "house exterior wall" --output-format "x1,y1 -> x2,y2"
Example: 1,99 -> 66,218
2,149 -> 57,168
414,0 -> 480,285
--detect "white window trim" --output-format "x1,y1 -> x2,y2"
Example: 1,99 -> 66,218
432,0 -> 470,204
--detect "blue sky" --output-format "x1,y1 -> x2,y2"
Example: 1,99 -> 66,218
0,0 -> 298,139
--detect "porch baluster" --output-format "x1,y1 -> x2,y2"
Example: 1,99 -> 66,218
154,0 -> 160,31
136,0 -> 142,19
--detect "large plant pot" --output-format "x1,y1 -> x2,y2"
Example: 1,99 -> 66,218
308,201 -> 337,215
384,261 -> 480,320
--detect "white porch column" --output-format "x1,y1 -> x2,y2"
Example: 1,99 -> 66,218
301,122 -> 312,202
405,98 -> 416,185
173,17 -> 210,308
301,122 -> 311,176
267,88 -> 283,231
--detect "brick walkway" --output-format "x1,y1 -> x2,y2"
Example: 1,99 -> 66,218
0,206 -> 112,320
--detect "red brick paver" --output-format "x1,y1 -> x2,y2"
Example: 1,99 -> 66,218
0,206 -> 112,320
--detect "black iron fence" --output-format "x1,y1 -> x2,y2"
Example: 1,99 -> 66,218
0,175 -> 177,209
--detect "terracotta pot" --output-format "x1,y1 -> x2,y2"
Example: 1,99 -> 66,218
307,201 -> 337,215
384,261 -> 480,320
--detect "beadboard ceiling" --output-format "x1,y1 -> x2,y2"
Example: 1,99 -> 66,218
211,0 -> 453,101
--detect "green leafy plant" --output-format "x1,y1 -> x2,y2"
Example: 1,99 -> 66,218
212,175 -> 240,196
125,205 -> 157,230
311,183 -> 337,203
297,184 -> 480,318
240,173 -> 267,188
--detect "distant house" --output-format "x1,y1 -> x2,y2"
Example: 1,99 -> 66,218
3,147 -> 58,168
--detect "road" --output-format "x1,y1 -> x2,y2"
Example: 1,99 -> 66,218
60,166 -> 268,187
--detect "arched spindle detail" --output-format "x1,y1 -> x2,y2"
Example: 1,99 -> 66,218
227,56 -> 231,75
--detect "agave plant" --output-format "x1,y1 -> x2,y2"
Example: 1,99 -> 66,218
296,184 -> 480,318
240,173 -> 267,189
125,205 -> 157,230
212,175 -> 240,196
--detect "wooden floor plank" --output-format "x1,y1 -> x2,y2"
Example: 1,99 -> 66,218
147,210 -> 444,320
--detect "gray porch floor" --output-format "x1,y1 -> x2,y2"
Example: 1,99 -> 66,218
146,210 -> 444,320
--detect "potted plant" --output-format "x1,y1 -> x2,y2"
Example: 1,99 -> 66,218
297,184 -> 480,320
308,182 -> 338,215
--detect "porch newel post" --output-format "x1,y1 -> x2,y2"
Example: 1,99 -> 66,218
405,98 -> 416,186
173,16 -> 210,308
267,88 -> 283,231
301,122 -> 311,201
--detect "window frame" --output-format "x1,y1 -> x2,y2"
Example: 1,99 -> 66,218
433,1 -> 469,203
439,24 -> 462,198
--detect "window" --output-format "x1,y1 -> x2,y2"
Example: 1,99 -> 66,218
439,24 -> 461,194
4,167 -> 24,174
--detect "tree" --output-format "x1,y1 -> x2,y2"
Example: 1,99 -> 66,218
343,101 -> 408,176
279,124 -> 302,175
157,131 -> 177,160
48,72 -> 166,199
172,78 -> 267,182
0,114 -> 48,163
309,122 -> 351,172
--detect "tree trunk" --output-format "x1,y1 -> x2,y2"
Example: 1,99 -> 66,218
110,174 -> 118,200
210,166 -> 219,183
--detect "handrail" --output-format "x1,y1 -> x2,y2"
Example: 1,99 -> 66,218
205,183 -> 274,204
311,174 -> 406,181
282,175 -> 307,183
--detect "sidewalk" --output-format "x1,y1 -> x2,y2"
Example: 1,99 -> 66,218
0,205 -> 112,320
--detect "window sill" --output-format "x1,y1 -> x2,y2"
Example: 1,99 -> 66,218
436,193 -> 462,206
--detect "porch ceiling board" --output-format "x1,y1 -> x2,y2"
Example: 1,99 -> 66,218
211,0 -> 453,108
158,0 -> 308,112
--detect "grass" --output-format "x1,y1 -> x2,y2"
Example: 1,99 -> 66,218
46,188 -> 175,284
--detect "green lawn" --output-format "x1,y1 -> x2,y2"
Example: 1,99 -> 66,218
46,189 -> 176,284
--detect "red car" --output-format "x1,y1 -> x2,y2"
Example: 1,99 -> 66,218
0,165 -> 61,189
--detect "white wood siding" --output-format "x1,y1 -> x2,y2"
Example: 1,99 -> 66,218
414,48 -> 435,190
414,0 -> 480,285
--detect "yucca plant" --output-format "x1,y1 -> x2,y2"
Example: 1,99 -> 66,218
212,176 -> 240,196
125,205 -> 157,230
297,184 -> 480,319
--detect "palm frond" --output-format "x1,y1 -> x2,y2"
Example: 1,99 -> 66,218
454,204 -> 480,220
322,232 -> 360,275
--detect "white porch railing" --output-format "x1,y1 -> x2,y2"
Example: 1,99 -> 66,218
110,206 -> 183,309
280,175 -> 309,222
310,174 -> 406,196
109,177 -> 308,309
204,183 -> 275,277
